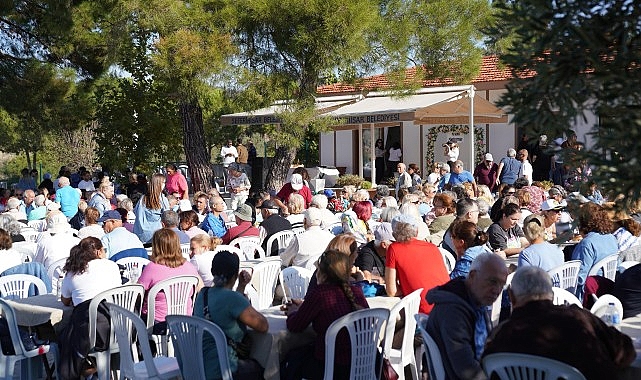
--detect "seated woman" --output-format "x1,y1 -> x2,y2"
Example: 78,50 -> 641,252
78,207 -> 105,239
284,249 -> 369,380
427,193 -> 456,245
449,220 -> 492,279
58,238 -> 122,379
138,229 -> 203,329
286,193 -> 306,230
306,234 -> 364,294
341,200 -> 373,246
518,214 -> 564,271
193,250 -> 268,380
487,203 -> 529,257
190,234 -> 222,287
0,228 -> 25,274
179,210 -> 207,239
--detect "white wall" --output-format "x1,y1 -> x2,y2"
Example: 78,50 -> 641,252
335,130 -> 353,173
402,122 -> 422,170
320,132 -> 334,166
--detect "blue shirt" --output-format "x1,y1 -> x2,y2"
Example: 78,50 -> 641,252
171,227 -> 191,244
450,245 -> 492,279
518,241 -> 564,272
55,185 -> 81,218
448,170 -> 474,186
133,195 -> 170,244
101,226 -> 144,258
571,232 -> 618,299
499,157 -> 521,185
201,212 -> 227,238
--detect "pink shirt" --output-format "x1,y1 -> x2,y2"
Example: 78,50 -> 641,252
166,172 -> 188,196
138,261 -> 201,322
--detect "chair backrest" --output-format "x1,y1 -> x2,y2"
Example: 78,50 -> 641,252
415,313 -> 446,380
552,287 -> 583,307
383,288 -> 422,368
587,254 -> 619,281
482,352 -> 587,380
12,242 -> 37,263
265,230 -> 295,256
324,308 -> 389,380
0,274 -> 47,299
146,275 -> 199,327
281,266 -> 313,300
180,243 -> 191,260
590,294 -> 623,318
0,298 -> 48,358
230,237 -> 265,260
27,220 -> 47,232
213,244 -> 245,259
45,257 -> 68,296
547,260 -> 582,294
115,257 -> 151,284
88,284 -> 145,351
438,247 -> 456,273
248,260 -> 281,310
106,302 -> 163,379
166,315 -> 233,380
491,272 -> 515,327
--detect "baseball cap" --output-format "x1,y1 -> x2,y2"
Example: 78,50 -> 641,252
256,200 -> 279,210
97,210 -> 123,222
541,199 -> 566,211
323,189 -> 335,198
485,153 -> 494,161
290,173 -> 303,191
374,222 -> 395,244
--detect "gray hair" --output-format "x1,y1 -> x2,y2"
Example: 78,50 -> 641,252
391,214 -> 419,242
34,194 -> 46,207
303,207 -> 323,227
507,148 -> 517,157
119,198 -> 134,212
6,197 -> 20,210
376,185 -> 390,198
380,206 -> 400,223
0,214 -> 23,236
456,198 -> 478,218
399,202 -> 421,222
310,194 -> 328,209
161,210 -> 180,227
510,266 -> 553,298
208,196 -> 223,209
440,164 -> 450,173
476,198 -> 490,216
381,196 -> 398,209
470,252 -> 505,273
58,176 -> 70,187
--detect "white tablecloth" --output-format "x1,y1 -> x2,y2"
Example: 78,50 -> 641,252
6,294 -> 72,334
621,315 -> 641,369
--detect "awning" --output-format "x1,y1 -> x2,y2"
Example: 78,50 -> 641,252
219,94 -> 361,126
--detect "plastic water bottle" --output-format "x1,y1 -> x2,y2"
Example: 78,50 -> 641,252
602,302 -> 621,330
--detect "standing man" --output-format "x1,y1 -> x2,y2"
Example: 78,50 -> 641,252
496,148 -> 522,186
426,252 -> 508,380
236,139 -> 249,173
517,149 -> 533,185
220,139 -> 238,168
473,153 -> 499,193
448,160 -> 478,195
165,164 -> 189,200
395,163 -> 412,201
55,176 -> 81,219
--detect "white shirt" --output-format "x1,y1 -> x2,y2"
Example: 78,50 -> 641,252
61,259 -> 122,305
0,249 -> 23,274
190,252 -> 215,287
33,232 -> 80,270
220,145 -> 239,166
427,172 -> 440,184
78,224 -> 106,239
280,226 -> 334,267
519,160 -> 533,185
388,148 -> 402,162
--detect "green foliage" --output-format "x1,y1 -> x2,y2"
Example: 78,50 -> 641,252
488,0 -> 641,206
336,174 -> 367,188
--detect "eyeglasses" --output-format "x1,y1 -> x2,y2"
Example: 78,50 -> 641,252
505,191 -> 515,195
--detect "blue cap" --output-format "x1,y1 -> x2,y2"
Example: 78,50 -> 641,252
324,189 -> 335,198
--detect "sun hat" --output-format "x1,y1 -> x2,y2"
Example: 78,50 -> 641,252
541,199 -> 566,211
290,174 -> 303,191
234,204 -> 253,222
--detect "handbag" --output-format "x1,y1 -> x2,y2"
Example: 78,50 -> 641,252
202,288 -> 253,359
382,357 -> 399,380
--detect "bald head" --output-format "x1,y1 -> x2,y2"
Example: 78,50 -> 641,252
467,252 -> 509,307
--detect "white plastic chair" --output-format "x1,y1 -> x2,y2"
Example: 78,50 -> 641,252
415,313 -> 445,380
11,242 -> 37,263
383,288 -> 422,380
490,272 -> 514,327
107,303 -> 181,380
248,260 -> 281,310
166,315 -> 233,380
230,237 -> 265,260
116,257 -> 151,284
619,261 -> 639,271
590,294 -> 623,319
552,287 -> 583,307
0,274 -> 47,300
587,254 -> 619,281
281,266 -> 313,300
324,308 -> 389,380
213,244 -> 245,258
89,284 -> 146,380
264,230 -> 295,256
547,260 -> 581,294
27,220 -> 47,232
146,275 -> 199,356
292,227 -> 305,235
438,247 -> 456,273
45,257 -> 67,297
179,244 -> 191,260
482,352 -> 587,380
0,298 -> 50,380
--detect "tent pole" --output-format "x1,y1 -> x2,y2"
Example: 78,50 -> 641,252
469,86 -> 475,171
358,124 -> 364,179
370,124 -> 376,186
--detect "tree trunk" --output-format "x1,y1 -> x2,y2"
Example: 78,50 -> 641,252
179,102 -> 213,193
264,145 -> 298,191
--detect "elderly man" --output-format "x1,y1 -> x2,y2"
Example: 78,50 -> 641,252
448,160 -> 477,195
484,266 -> 636,380
395,163 -> 412,200
161,210 -> 190,244
385,214 -> 450,314
200,196 -> 228,238
496,148 -> 522,186
441,198 -> 480,255
99,210 -> 144,258
33,212 -> 81,269
426,252 -> 508,380
258,200 -> 292,256
222,204 -> 260,244
55,176 -> 81,219
5,197 -> 27,221
280,207 -> 334,268
473,153 -> 499,193
309,193 -> 339,230
357,222 -> 395,283
18,189 -> 36,216
88,180 -> 114,218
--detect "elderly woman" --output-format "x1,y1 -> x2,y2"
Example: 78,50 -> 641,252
385,214 -> 449,314
193,250 -> 268,380
78,207 -> 105,239
0,228 -> 24,273
310,193 -> 339,230
572,203 -> 619,299
487,203 -> 529,257
341,200 -> 373,246
286,193 -> 306,230
0,213 -> 26,242
427,193 -> 456,240
518,214 -> 564,271
540,199 -> 565,241
226,162 -> 251,211
399,202 -> 430,241
58,238 -> 122,378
